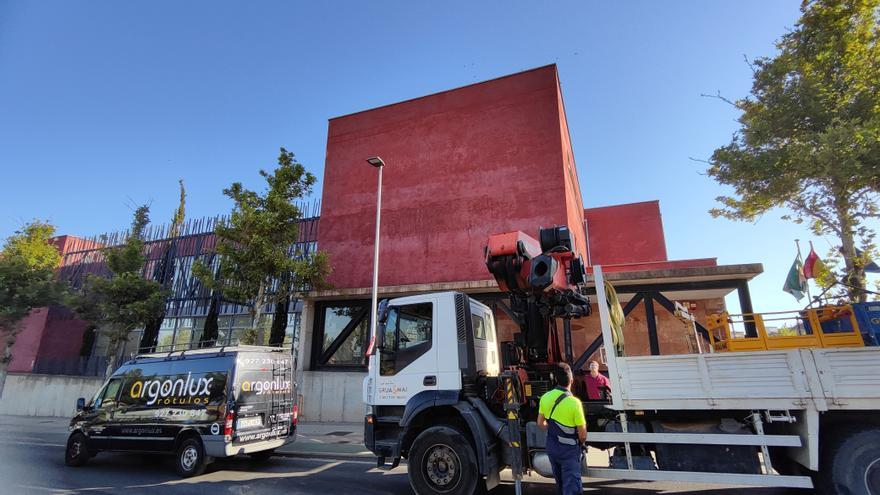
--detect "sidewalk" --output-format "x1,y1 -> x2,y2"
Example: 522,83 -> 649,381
279,422 -> 372,459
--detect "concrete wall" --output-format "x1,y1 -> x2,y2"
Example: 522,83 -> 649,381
0,373 -> 104,417
298,371 -> 366,423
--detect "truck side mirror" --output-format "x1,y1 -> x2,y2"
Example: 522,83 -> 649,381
376,299 -> 390,350
76,398 -> 85,411
378,299 -> 390,324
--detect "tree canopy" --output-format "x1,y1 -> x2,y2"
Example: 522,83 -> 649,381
0,220 -> 64,331
0,220 -> 65,396
707,0 -> 880,301
194,148 -> 330,345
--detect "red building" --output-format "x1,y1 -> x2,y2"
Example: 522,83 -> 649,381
299,65 -> 761,421
11,65 -> 761,423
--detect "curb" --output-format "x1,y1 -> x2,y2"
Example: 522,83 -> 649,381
275,450 -> 376,461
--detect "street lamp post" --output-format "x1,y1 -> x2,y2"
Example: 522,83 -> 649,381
366,156 -> 385,356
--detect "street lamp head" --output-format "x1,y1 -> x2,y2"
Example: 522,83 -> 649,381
366,156 -> 385,168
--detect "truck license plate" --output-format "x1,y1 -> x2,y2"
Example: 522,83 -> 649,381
237,416 -> 262,429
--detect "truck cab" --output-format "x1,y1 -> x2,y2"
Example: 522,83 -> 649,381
363,292 -> 504,494
364,292 -> 499,407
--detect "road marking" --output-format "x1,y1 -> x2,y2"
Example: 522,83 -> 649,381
63,459 -> 352,491
0,440 -> 65,447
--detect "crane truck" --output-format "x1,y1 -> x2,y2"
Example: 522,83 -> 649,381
362,226 -> 880,495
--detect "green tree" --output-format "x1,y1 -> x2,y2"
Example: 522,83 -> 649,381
0,220 -> 65,398
72,206 -> 167,376
194,148 -> 330,346
706,0 -> 880,302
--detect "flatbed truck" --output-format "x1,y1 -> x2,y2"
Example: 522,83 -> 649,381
362,227 -> 880,494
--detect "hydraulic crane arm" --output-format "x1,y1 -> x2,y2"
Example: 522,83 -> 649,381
485,226 -> 592,364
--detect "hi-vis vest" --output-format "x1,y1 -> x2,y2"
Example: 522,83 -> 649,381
546,388 -> 580,447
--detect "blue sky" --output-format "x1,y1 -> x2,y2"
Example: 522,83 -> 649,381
1,1 -> 869,313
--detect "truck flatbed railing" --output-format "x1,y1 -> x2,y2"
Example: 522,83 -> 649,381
705,305 -> 865,352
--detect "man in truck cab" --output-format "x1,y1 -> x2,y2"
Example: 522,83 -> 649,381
538,363 -> 588,495
585,360 -> 611,400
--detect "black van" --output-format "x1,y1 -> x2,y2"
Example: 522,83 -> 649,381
64,346 -> 297,477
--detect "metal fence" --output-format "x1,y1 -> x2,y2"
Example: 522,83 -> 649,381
46,203 -> 320,376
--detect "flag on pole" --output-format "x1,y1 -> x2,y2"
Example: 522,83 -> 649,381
783,254 -> 807,301
803,246 -> 828,280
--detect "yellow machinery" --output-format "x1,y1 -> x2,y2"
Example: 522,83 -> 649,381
706,305 -> 865,352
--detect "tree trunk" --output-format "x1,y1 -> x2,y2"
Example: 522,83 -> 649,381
200,294 -> 219,347
252,284 -> 266,345
269,297 -> 289,347
105,334 -> 122,378
836,201 -> 867,302
140,316 -> 162,353
0,338 -> 12,400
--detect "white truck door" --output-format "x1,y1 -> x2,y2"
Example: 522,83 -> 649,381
373,295 -> 440,406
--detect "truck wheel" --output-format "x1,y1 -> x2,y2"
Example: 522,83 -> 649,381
65,432 -> 90,467
818,427 -> 880,495
408,426 -> 480,495
175,437 -> 207,478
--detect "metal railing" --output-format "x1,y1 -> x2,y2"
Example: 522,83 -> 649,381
706,305 -> 865,352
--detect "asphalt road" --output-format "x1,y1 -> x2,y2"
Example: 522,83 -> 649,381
0,416 -> 808,495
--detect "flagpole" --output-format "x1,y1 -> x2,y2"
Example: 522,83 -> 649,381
796,239 -> 814,306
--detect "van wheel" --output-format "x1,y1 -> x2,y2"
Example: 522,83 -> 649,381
408,426 -> 479,495
65,432 -> 90,467
817,426 -> 880,495
250,449 -> 275,462
175,438 -> 207,477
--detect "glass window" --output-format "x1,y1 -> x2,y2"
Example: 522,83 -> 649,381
486,315 -> 496,343
398,303 -> 432,349
472,314 -> 487,340
175,318 -> 194,349
313,302 -> 369,369
322,306 -> 364,353
325,318 -> 368,365
233,315 -> 253,331
283,313 -> 298,348
381,302 -> 433,376
217,315 -> 234,345
96,379 -> 122,409
157,318 -> 176,350
189,317 -> 206,344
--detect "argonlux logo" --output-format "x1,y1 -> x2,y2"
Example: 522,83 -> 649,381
130,373 -> 214,406
241,378 -> 291,395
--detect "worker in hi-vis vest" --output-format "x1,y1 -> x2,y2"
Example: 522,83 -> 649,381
538,363 -> 587,495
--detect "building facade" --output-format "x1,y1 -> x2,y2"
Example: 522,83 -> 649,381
295,65 -> 761,421
15,65 -> 762,423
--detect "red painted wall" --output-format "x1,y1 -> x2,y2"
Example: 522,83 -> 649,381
319,65 -> 584,289
7,308 -> 49,372
585,201 -> 669,266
